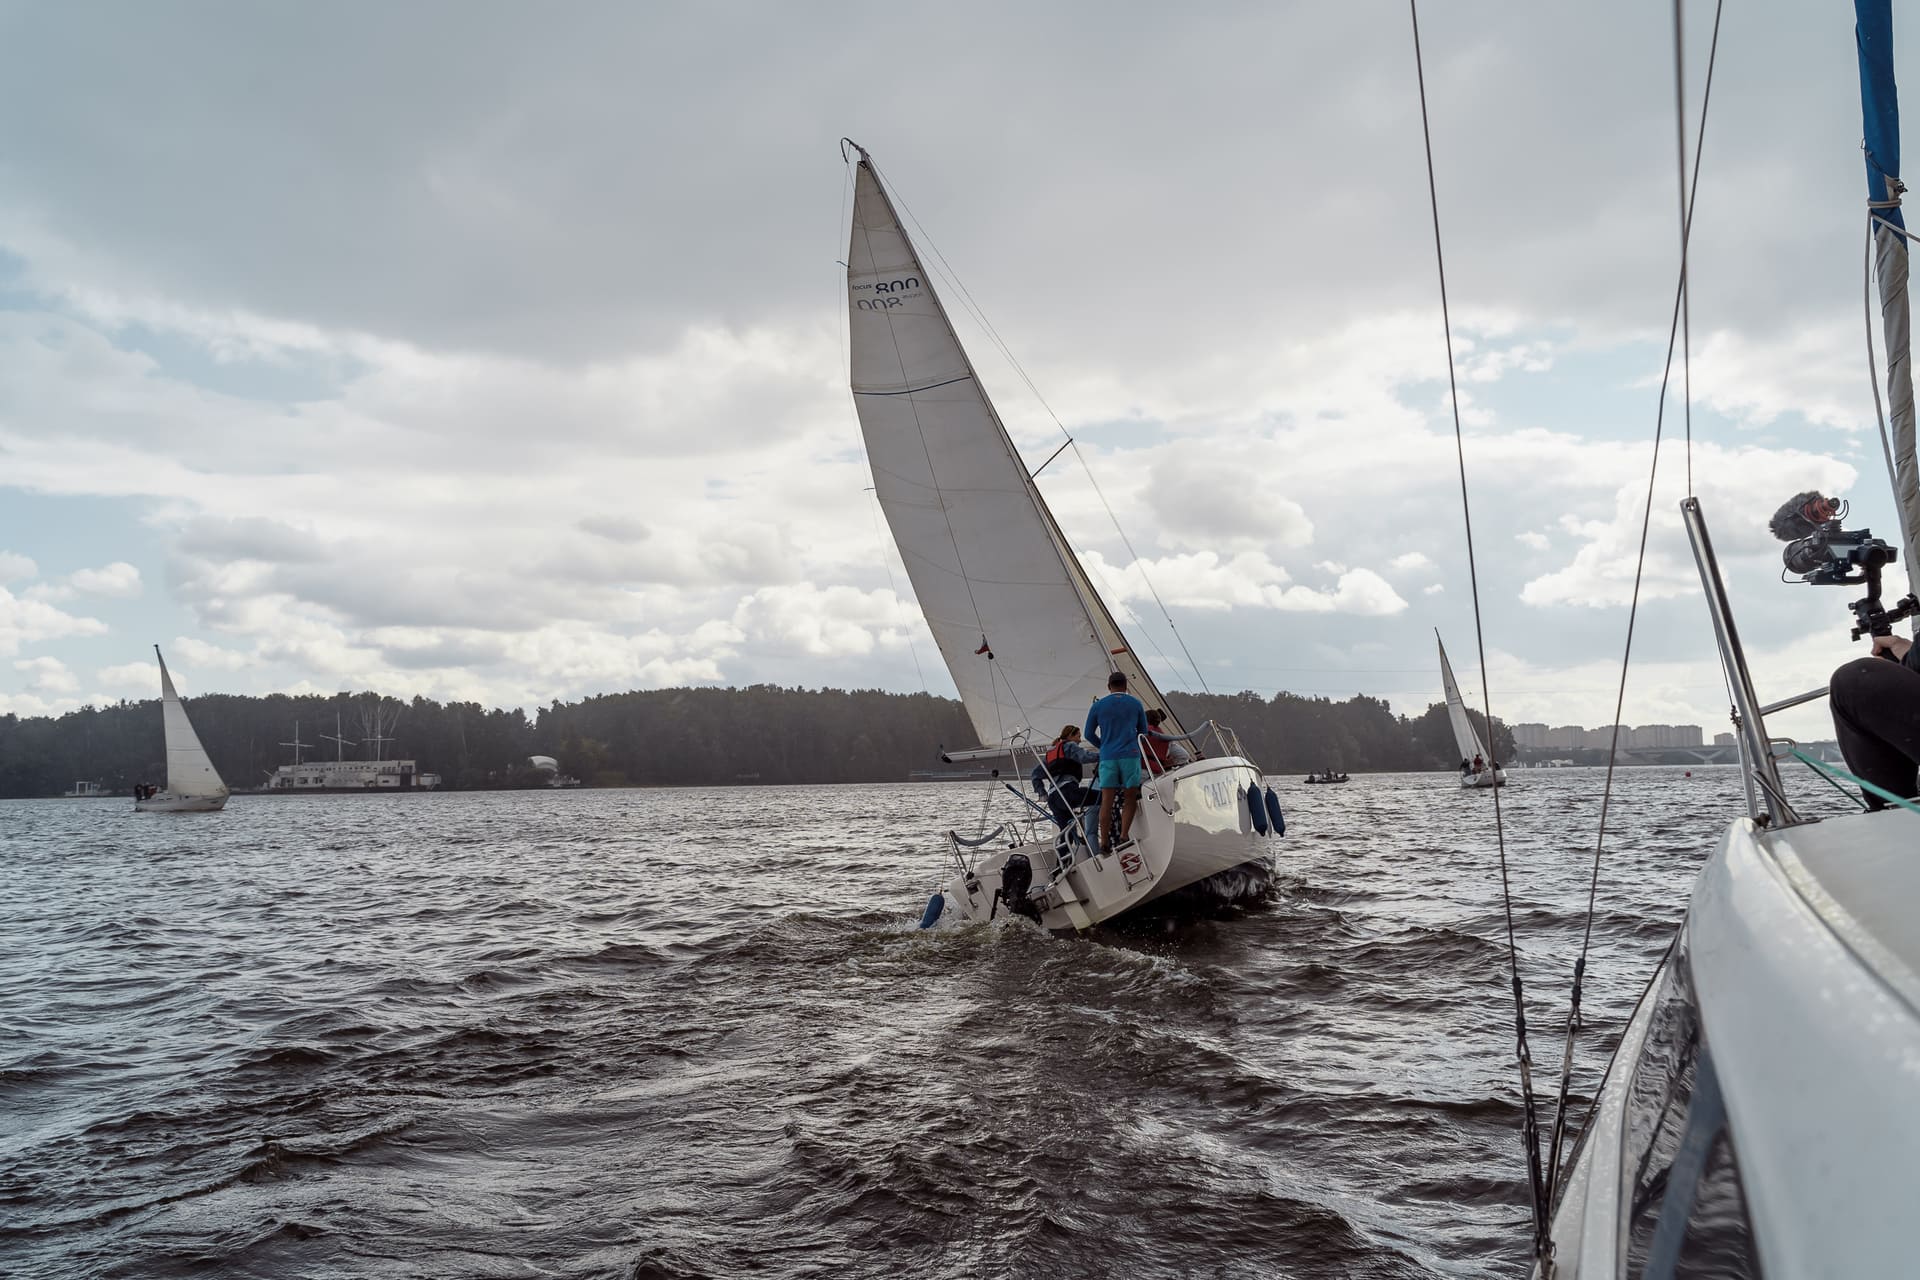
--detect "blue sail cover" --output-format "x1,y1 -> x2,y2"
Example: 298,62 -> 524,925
1859,0 -> 1904,229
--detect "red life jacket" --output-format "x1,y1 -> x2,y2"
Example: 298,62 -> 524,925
1044,741 -> 1083,780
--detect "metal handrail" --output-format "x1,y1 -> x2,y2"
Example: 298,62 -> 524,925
1680,498 -> 1801,826
1758,685 -> 1830,717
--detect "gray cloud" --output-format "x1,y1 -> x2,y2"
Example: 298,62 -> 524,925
0,0 -> 1902,734
0,2 -> 1884,367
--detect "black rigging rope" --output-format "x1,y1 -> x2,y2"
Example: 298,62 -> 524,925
1676,3 -> 1696,497
1539,0 -> 1726,1222
1406,1 -> 1549,1255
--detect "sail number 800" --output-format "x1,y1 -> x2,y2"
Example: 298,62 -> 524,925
854,277 -> 920,310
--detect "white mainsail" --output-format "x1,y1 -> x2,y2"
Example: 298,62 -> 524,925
845,146 -> 1179,748
156,646 -> 228,798
1436,633 -> 1488,763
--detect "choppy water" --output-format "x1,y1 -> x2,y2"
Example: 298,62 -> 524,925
0,768 -> 1852,1278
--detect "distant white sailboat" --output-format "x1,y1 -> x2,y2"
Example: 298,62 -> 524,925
134,645 -> 230,813
843,141 -> 1283,930
1437,631 -> 1505,788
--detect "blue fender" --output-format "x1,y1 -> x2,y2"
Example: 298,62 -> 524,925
1248,787 -> 1268,835
918,892 -> 945,929
1264,786 -> 1285,837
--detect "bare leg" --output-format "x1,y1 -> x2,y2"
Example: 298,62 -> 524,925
1119,787 -> 1141,841
1097,788 -> 1118,852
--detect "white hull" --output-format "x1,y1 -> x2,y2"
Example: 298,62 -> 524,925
927,756 -> 1278,931
1458,768 -> 1507,789
1539,807 -> 1920,1277
134,792 -> 228,813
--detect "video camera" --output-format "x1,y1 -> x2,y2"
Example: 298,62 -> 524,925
1770,490 -> 1920,641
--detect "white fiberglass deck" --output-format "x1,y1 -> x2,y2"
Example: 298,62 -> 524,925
1543,806 -> 1920,1277
1696,809 -> 1920,1276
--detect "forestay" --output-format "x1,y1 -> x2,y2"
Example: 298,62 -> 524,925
1437,633 -> 1488,762
845,148 -> 1179,748
157,647 -> 228,799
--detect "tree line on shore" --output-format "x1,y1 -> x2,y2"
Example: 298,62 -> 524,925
0,684 -> 1512,798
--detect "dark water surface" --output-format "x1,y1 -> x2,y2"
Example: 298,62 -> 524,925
1,769 -> 1842,1278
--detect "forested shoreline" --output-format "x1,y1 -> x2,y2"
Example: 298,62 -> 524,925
0,685 -> 1510,798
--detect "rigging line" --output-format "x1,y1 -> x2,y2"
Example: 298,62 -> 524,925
1792,745 -> 1872,811
1542,0 -> 1727,1217
1675,0 -> 1694,497
1087,575 -> 1190,696
1031,438 -> 1073,479
1871,210 -> 1920,244
1066,440 -> 1212,694
1790,746 -> 1920,813
874,164 -> 1212,697
1408,0 -> 1546,1252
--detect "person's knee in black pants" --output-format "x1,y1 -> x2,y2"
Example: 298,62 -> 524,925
1829,638 -> 1920,809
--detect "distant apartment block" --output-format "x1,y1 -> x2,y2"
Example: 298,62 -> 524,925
1516,722 -> 1706,750
1624,724 -> 1704,749
1544,725 -> 1582,749
1714,732 -> 1736,747
1584,725 -> 1625,749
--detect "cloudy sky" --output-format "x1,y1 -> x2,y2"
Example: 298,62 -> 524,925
0,0 -> 1911,742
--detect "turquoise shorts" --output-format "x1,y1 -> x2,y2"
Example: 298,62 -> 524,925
1096,756 -> 1143,790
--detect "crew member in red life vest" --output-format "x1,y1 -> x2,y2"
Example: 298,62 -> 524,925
1142,709 -> 1194,775
1040,725 -> 1099,827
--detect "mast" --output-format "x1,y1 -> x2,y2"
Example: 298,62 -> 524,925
321,710 -> 355,763
1857,0 -> 1920,598
844,143 -> 1185,745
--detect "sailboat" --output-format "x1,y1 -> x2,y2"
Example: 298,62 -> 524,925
134,645 -> 230,813
843,141 -> 1283,930
1437,631 -> 1505,788
1528,3 -> 1920,1273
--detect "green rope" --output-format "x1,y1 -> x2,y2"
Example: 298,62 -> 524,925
1787,748 -> 1920,815
1788,749 -> 1870,811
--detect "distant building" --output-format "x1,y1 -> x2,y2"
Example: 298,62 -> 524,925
1623,724 -> 1703,749
1524,722 -> 1705,751
1714,732 -> 1735,747
1582,725 -> 1625,749
1545,725 -> 1582,749
265,759 -> 441,791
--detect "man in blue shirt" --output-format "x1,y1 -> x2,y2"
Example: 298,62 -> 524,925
1084,670 -> 1150,853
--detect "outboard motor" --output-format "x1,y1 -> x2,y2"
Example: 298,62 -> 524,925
991,854 -> 1041,922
